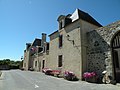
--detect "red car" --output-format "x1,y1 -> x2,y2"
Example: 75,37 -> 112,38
51,70 -> 61,76
42,68 -> 61,76
42,68 -> 52,73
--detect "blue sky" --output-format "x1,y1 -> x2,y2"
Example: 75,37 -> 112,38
0,0 -> 120,61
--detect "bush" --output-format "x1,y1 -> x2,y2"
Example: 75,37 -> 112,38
83,72 -> 97,83
63,71 -> 78,81
83,72 -> 97,79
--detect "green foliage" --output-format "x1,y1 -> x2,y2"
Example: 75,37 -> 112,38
0,59 -> 22,69
0,59 -> 10,65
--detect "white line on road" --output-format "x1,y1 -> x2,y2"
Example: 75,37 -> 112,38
35,84 -> 39,88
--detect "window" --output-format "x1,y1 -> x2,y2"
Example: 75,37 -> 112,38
46,43 -> 49,51
42,60 -> 45,69
58,55 -> 62,67
35,61 -> 37,67
38,47 -> 43,53
59,35 -> 63,48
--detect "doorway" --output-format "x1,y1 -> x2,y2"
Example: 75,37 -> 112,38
111,31 -> 120,82
42,60 -> 45,69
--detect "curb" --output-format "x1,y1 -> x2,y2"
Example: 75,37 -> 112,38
0,71 -> 4,80
0,71 -> 2,76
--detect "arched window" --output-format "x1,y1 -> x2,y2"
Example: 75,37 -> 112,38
112,32 -> 120,49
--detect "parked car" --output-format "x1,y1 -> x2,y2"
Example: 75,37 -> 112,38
45,70 -> 53,75
42,68 -> 52,75
42,68 -> 61,77
50,70 -> 61,77
42,68 -> 51,73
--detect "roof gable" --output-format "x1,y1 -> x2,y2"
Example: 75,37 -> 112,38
70,9 -> 102,27
31,38 -> 41,46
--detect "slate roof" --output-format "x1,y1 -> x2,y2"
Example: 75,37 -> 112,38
70,9 -> 102,27
49,9 -> 102,36
49,30 -> 58,37
31,38 -> 41,46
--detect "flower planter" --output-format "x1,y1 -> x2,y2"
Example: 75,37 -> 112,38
83,72 -> 97,83
64,71 -> 78,81
85,77 -> 97,83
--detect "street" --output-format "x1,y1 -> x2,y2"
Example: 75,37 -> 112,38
0,70 -> 120,90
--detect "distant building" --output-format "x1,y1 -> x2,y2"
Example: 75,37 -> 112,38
23,33 -> 49,71
32,33 -> 49,72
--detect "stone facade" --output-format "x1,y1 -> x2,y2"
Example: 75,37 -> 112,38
23,8 -> 120,82
23,34 -> 48,71
47,9 -> 102,79
23,43 -> 32,70
33,50 -> 49,72
87,21 -> 120,80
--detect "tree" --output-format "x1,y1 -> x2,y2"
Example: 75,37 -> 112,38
0,59 -> 22,69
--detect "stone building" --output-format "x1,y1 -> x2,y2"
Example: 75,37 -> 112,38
23,8 -> 120,82
87,21 -> 120,82
47,9 -> 120,82
23,43 -> 32,70
47,9 -> 102,79
23,39 -> 41,70
32,42 -> 49,72
23,33 -> 49,71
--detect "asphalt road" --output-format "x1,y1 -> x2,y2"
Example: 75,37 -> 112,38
0,70 -> 120,90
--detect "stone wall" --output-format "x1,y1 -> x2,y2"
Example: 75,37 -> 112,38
33,52 -> 49,72
87,21 -> 120,77
48,20 -> 82,78
87,30 -> 109,75
23,50 -> 30,70
48,19 -> 101,79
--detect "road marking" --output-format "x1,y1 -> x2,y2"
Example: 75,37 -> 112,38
35,84 -> 39,88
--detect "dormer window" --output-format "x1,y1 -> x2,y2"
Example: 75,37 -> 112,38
57,15 -> 72,30
57,15 -> 65,30
65,18 -> 72,26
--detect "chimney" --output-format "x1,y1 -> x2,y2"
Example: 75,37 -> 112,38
41,33 -> 46,47
26,43 -> 31,50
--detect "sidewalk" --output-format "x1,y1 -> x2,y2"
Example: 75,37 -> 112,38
0,71 -> 2,77
47,73 -> 120,90
0,71 -> 3,80
116,83 -> 120,87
